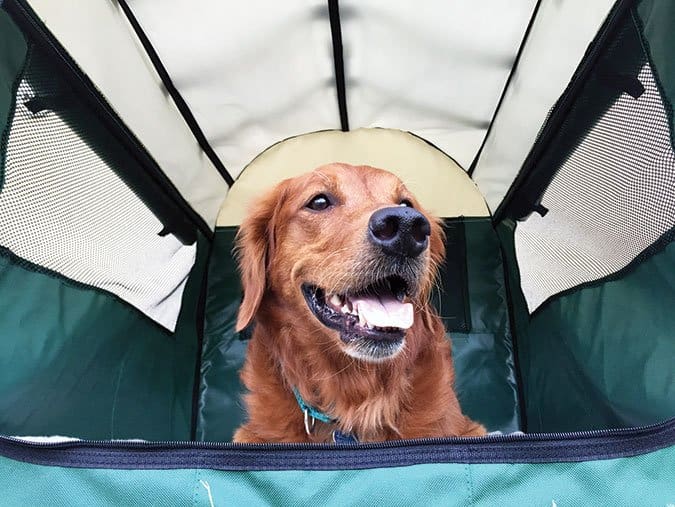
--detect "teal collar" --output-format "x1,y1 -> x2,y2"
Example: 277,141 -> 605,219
291,387 -> 358,444
292,387 -> 335,434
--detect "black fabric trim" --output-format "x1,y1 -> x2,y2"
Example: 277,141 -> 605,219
406,130 -> 467,171
116,0 -> 234,187
530,225 -> 675,318
190,245 -> 214,440
494,0 -> 636,223
1,418 -> 673,470
468,0 -> 542,176
631,8 -> 675,153
0,22 -> 28,194
496,221 -> 529,432
213,225 -> 240,233
328,0 -> 349,131
3,0 -> 211,244
0,244 -> 173,335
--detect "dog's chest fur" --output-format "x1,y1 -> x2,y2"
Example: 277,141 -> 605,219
235,312 -> 463,443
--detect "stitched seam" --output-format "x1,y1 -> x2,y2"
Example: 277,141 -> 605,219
192,467 -> 200,507
465,464 -> 474,505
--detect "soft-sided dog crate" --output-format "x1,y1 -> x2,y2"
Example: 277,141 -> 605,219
0,0 -> 673,504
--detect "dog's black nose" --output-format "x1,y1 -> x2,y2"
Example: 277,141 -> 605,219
368,207 -> 431,258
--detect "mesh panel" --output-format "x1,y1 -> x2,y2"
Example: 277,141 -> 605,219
515,33 -> 675,312
0,49 -> 195,330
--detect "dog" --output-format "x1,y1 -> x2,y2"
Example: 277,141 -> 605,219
232,163 -> 485,443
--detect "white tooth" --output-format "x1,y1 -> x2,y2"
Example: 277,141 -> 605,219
330,294 -> 342,307
341,304 -> 350,314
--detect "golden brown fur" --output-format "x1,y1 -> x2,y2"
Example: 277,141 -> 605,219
232,163 -> 485,443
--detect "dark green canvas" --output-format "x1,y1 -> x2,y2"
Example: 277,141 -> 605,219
523,240 -> 675,432
0,235 -> 209,441
499,218 -> 675,433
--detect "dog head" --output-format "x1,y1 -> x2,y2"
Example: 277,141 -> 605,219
235,163 -> 445,362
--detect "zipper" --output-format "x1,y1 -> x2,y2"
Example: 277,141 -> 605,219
2,0 -> 212,244
1,418 -> 673,470
6,417 -> 672,449
493,0 -> 635,223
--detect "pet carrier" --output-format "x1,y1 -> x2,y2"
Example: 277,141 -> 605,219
0,0 -> 673,504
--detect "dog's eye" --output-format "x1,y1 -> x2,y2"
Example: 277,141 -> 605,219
399,199 -> 413,208
306,194 -> 332,211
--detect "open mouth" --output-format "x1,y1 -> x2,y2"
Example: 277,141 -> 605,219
302,275 -> 413,361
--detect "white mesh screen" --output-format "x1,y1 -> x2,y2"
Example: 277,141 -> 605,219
0,51 -> 195,330
516,62 -> 675,312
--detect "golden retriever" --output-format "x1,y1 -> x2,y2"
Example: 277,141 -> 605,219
232,163 -> 485,443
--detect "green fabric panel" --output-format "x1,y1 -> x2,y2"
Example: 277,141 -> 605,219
0,9 -> 27,192
468,446 -> 675,506
1,446 -> 674,505
451,218 -> 520,433
523,240 -> 675,432
637,0 -> 675,147
197,226 -> 247,441
0,234 -> 208,440
500,214 -> 675,432
199,220 -> 518,440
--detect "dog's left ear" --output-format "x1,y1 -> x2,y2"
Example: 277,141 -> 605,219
234,181 -> 290,332
429,217 -> 446,270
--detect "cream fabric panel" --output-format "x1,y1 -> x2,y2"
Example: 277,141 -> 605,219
217,128 -> 489,227
472,0 -> 617,213
126,0 -> 340,179
28,0 -> 228,227
115,1 -> 536,177
341,0 -> 538,169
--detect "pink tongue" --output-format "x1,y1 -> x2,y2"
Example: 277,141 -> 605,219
351,294 -> 414,329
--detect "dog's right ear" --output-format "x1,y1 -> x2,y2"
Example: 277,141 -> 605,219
234,182 -> 290,332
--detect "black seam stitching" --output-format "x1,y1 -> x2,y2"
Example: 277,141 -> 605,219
469,0 -> 543,176
115,0 -> 234,187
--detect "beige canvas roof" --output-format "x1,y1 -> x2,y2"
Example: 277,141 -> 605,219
26,0 -> 616,225
216,128 -> 489,227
